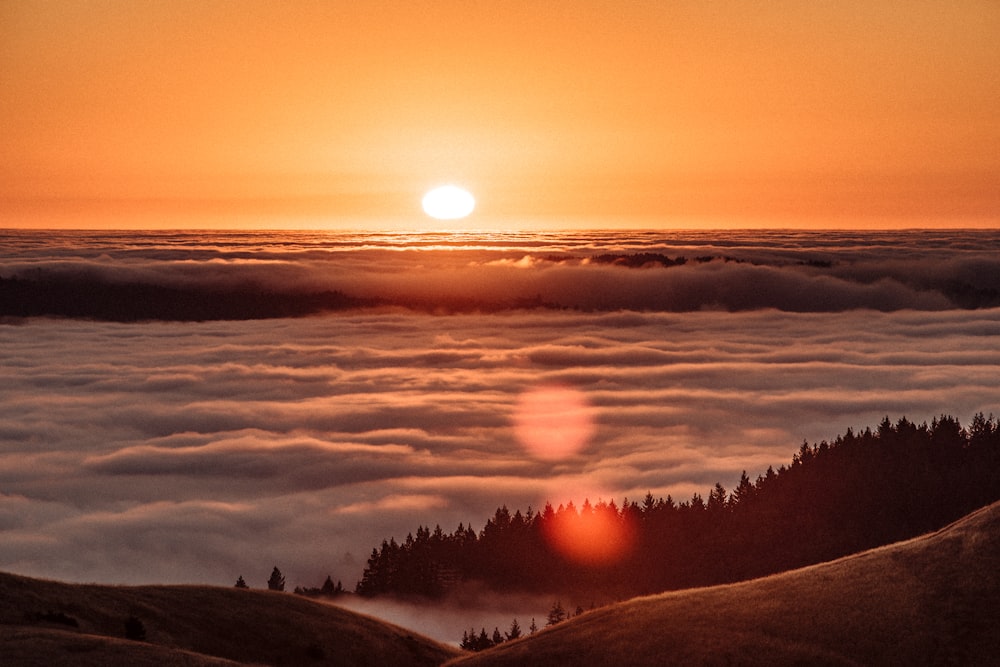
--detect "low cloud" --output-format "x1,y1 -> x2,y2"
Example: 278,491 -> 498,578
2,230 -> 999,591
333,585 -> 556,646
3,305 -> 999,587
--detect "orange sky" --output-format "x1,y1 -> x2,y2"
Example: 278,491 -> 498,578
2,1 -> 998,229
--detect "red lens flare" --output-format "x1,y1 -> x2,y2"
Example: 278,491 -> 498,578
543,502 -> 635,566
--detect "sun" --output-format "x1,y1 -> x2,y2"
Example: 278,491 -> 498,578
422,185 -> 476,220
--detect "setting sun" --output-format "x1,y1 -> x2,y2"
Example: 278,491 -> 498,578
421,185 -> 476,220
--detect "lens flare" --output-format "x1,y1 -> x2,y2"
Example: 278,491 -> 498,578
543,502 -> 635,565
512,385 -> 595,460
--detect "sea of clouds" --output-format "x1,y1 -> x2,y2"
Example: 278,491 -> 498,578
2,229 -> 999,640
3,229 -> 999,315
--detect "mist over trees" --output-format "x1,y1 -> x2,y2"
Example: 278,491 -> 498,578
356,414 -> 1000,600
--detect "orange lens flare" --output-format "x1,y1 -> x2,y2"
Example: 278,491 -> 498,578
543,505 -> 635,566
512,385 -> 595,460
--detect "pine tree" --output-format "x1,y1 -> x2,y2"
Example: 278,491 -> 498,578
529,618 -> 538,634
267,566 -> 285,591
730,470 -> 755,508
321,575 -> 336,595
356,548 -> 381,595
546,601 -> 567,626
234,575 -> 248,589
492,627 -> 504,645
506,618 -> 522,641
707,483 -> 727,512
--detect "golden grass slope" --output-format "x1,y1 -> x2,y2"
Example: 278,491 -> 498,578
447,500 -> 1000,667
0,573 -> 460,666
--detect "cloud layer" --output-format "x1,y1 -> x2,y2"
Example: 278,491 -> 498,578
3,229 -> 1000,318
1,230 -> 999,599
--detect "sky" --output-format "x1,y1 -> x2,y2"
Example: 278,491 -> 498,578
2,1 -> 999,229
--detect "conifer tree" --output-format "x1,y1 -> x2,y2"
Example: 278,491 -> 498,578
506,618 -> 522,641
730,471 -> 755,507
267,566 -> 285,591
546,601 -> 567,626
234,575 -> 248,589
707,482 -> 728,512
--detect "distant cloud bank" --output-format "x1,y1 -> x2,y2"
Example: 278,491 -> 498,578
2,230 -> 998,319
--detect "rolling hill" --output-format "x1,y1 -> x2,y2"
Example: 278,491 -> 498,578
446,500 -> 1000,666
4,501 -> 998,666
0,572 -> 460,666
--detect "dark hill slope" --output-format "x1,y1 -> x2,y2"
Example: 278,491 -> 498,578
448,500 -> 1000,666
0,573 -> 460,666
0,625 -> 243,667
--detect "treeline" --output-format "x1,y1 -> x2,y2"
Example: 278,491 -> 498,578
356,414 -> 1000,599
234,567 -> 347,599
461,618 -> 529,652
459,602 -> 591,652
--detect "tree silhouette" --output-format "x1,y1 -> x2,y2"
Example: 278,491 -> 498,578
355,413 -> 1000,601
234,575 -> 248,589
506,618 -> 523,641
546,601 -> 567,626
267,566 -> 285,591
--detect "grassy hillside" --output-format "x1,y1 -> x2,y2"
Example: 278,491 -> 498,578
0,573 -> 460,666
5,502 -> 998,666
447,500 -> 1000,666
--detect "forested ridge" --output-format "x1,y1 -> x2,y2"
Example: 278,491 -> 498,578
357,414 -> 1000,600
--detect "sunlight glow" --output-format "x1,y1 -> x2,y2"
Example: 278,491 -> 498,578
543,503 -> 635,566
422,185 -> 476,220
512,385 -> 595,460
